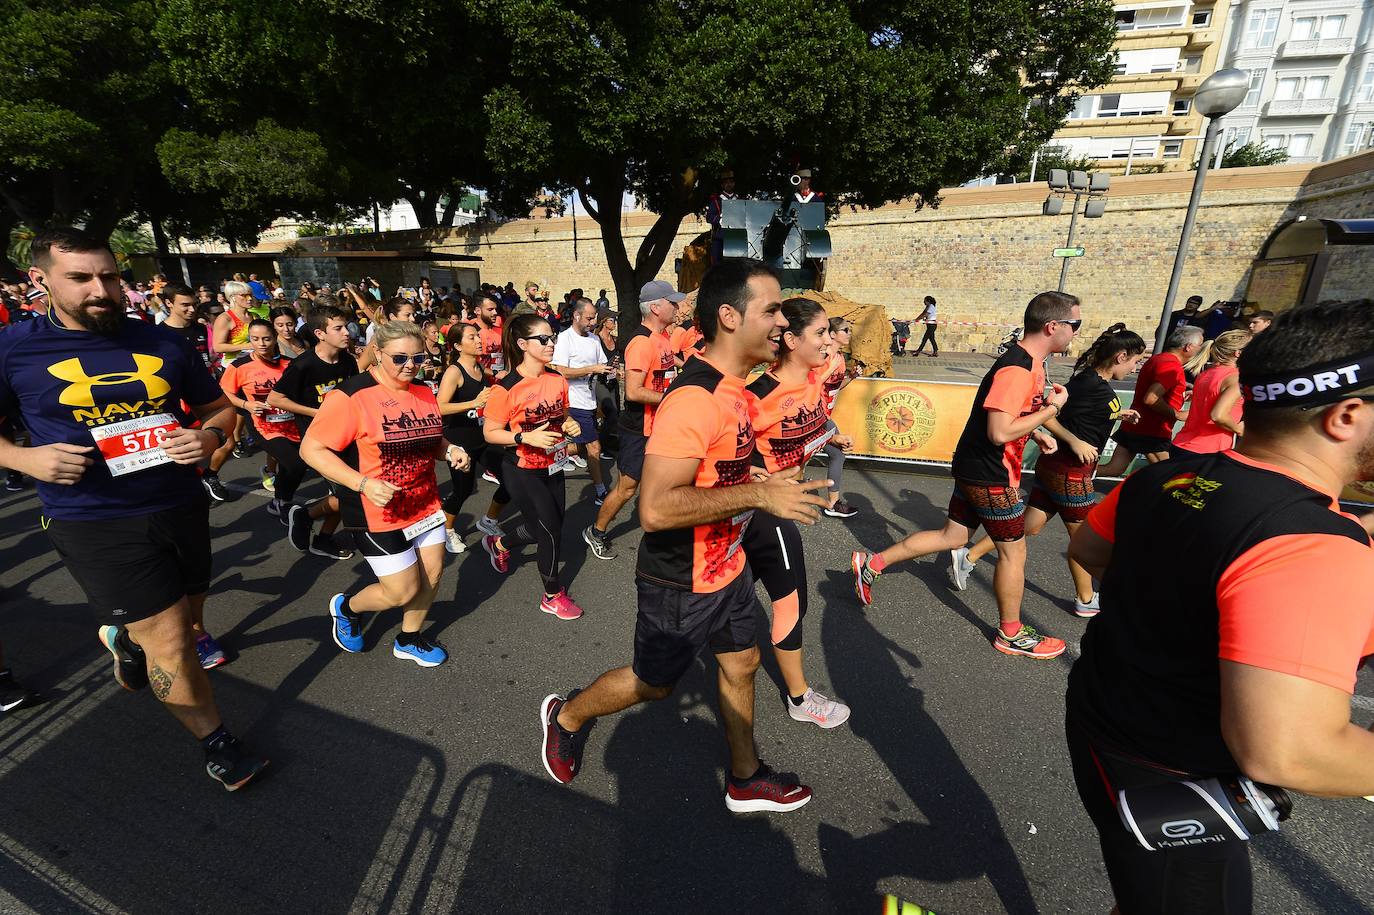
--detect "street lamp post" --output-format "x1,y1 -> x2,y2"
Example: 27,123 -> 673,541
1044,170 -> 1109,292
1153,68 -> 1250,353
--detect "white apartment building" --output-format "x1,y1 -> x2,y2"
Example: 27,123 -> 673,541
1217,1 -> 1374,161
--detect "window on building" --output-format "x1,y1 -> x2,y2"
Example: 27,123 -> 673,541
1114,55 -> 1128,76
1191,10 -> 1211,27
1162,140 -> 1184,158
1304,75 -> 1329,100
1359,64 -> 1374,103
1321,15 -> 1346,39
1288,134 -> 1313,156
1341,122 -> 1370,156
1172,98 -> 1192,115
1096,94 -> 1122,116
1243,8 -> 1281,49
1069,95 -> 1096,119
1275,77 -> 1300,101
1275,75 -> 1331,102
1116,10 -> 1135,28
1242,68 -> 1267,107
1225,126 -> 1252,149
1261,133 -> 1287,151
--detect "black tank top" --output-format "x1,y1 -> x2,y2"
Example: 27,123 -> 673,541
442,361 -> 486,446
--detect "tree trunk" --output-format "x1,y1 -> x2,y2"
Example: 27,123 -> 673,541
403,191 -> 439,229
150,217 -> 170,255
438,192 -> 458,228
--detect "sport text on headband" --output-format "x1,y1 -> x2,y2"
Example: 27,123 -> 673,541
1242,353 -> 1374,410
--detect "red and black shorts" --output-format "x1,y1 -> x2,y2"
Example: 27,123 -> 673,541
947,479 -> 1026,542
1029,454 -> 1099,524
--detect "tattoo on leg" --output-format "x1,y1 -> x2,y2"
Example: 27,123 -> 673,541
150,664 -> 174,700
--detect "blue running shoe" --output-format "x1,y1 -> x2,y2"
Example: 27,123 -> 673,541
392,637 -> 448,667
195,633 -> 227,669
328,593 -> 363,653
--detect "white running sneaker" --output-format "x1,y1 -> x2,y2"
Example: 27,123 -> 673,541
481,471 -> 500,486
445,528 -> 467,554
787,688 -> 851,729
1074,592 -> 1101,618
476,516 -> 504,538
567,454 -> 587,470
949,547 -> 975,591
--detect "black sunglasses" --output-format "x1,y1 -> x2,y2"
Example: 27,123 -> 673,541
523,334 -> 556,346
387,353 -> 428,367
1058,318 -> 1083,330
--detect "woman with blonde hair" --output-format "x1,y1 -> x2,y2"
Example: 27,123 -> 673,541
1172,328 -> 1251,456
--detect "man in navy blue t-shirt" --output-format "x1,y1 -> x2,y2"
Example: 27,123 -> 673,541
0,227 -> 268,791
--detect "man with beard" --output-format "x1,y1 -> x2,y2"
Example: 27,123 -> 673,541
0,227 -> 269,790
1065,299 -> 1374,913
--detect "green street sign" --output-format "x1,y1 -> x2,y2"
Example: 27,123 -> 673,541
1053,246 -> 1086,258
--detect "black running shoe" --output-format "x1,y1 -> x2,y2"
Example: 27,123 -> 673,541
4,472 -> 24,492
98,625 -> 148,691
309,533 -> 354,560
287,504 -> 312,552
204,733 -> 270,791
0,670 -> 39,712
202,475 -> 230,502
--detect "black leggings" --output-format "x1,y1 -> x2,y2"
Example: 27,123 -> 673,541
914,323 -> 938,354
443,440 -> 509,516
743,512 -> 807,650
261,436 -> 308,503
503,460 -> 566,595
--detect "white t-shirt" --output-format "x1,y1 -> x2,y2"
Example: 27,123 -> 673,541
552,326 -> 606,410
922,303 -> 938,323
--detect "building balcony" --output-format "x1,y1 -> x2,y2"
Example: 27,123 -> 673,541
1184,28 -> 1218,49
1107,73 -> 1183,92
1264,97 -> 1338,117
1278,37 -> 1355,59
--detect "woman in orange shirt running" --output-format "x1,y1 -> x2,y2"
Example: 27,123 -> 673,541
819,317 -> 858,518
301,320 -> 471,667
482,313 -> 585,621
744,298 -> 851,729
1172,329 -> 1250,457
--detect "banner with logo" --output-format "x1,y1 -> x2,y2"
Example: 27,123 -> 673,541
830,376 -> 1374,507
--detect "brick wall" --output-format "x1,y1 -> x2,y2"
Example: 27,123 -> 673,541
290,150 -> 1374,354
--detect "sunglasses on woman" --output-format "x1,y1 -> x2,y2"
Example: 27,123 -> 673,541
523,334 -> 556,346
386,353 -> 428,367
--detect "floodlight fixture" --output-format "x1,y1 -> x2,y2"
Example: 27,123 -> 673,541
1047,169 -> 1069,191
1068,170 -> 1090,192
1084,198 -> 1108,218
1089,173 -> 1111,195
1043,195 -> 1065,216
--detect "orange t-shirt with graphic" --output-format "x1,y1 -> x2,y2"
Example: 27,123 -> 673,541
746,369 -> 832,473
621,325 -> 677,437
484,368 -> 570,471
636,355 -> 756,594
306,373 -> 444,531
477,324 -> 505,379
819,352 -> 847,415
669,324 -> 704,362
220,353 -> 299,442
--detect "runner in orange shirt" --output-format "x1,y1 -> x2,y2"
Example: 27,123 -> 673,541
582,280 -> 681,560
540,259 -> 830,813
482,313 -> 585,620
219,320 -> 349,558
301,320 -> 471,667
744,298 -> 849,729
819,317 -> 859,518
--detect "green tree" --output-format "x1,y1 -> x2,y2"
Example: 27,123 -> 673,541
1193,140 -> 1290,170
484,0 -> 1119,315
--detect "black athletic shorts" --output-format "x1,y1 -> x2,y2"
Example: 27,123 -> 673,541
632,572 -> 759,688
1065,711 -> 1253,914
44,497 -> 213,626
1111,429 -> 1171,458
617,429 -> 647,480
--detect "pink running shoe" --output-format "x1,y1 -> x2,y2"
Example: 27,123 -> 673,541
539,590 -> 584,621
482,534 -> 510,574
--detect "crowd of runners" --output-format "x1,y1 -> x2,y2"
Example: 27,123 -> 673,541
2,226 -> 1372,915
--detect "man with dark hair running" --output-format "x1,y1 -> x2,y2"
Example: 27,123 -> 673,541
852,291 -> 1078,660
1065,299 -> 1374,913
540,259 -> 831,812
0,227 -> 267,789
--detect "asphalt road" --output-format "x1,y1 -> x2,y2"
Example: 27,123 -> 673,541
1,457 -> 1372,915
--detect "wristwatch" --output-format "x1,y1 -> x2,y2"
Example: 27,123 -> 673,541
514,432 -> 524,446
204,426 -> 228,448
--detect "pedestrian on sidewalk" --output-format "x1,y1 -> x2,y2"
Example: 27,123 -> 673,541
913,296 -> 939,357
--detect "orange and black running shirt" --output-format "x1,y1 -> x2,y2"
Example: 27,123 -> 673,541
949,343 -> 1045,488
620,324 -> 676,437
637,354 -> 756,594
306,373 -> 444,532
746,369 -> 832,473
220,352 -> 299,442
477,324 -> 505,380
819,352 -> 847,415
1067,450 -> 1374,775
484,368 -> 570,471
669,324 -> 704,362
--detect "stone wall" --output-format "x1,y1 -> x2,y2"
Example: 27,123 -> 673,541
286,150 -> 1374,353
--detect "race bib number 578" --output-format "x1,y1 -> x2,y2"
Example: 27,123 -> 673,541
89,414 -> 180,477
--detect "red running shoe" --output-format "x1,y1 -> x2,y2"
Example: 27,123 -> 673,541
482,534 -> 510,574
539,692 -> 585,785
725,762 -> 813,813
539,591 -> 584,620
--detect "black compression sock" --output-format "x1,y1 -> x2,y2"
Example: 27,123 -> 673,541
340,595 -> 356,618
395,631 -> 421,647
591,526 -> 607,539
200,725 -> 231,752
788,693 -> 806,706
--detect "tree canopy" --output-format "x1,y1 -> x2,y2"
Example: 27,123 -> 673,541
2,0 -> 1118,289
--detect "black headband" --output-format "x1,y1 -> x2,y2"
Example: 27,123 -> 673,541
1243,353 -> 1374,410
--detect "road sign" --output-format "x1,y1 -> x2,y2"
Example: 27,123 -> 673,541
1053,247 -> 1086,258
